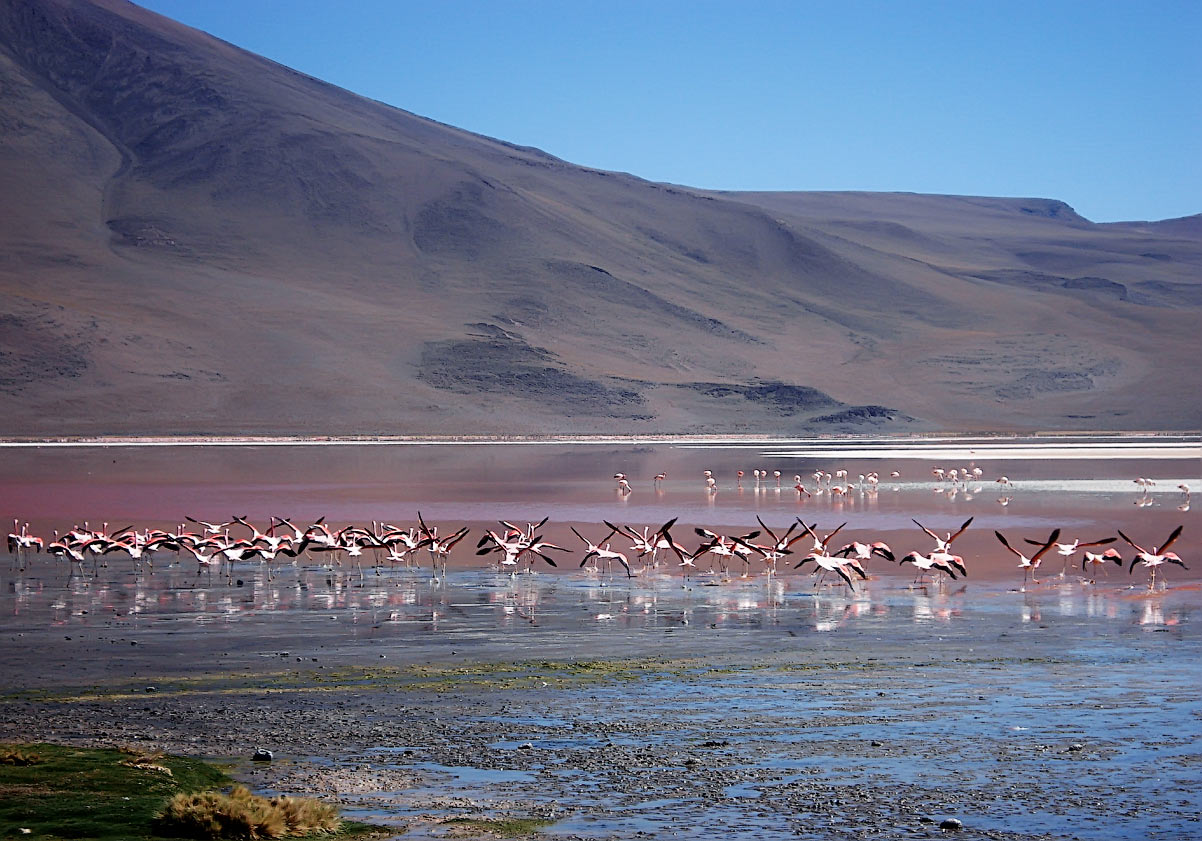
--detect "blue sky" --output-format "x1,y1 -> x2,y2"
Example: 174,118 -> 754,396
139,1 -> 1200,223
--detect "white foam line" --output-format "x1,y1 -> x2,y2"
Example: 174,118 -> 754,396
762,446 -> 1201,460
0,436 -> 1198,455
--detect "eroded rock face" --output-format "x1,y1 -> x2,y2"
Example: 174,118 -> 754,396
0,310 -> 91,395
418,332 -> 648,420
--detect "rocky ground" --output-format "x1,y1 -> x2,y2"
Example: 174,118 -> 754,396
3,588 -> 1200,840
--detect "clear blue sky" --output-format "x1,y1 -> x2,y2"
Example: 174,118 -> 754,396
138,0 -> 1200,223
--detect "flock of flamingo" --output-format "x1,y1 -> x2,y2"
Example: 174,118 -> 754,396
3,462 -> 1192,592
6,507 -> 1188,591
619,468 -> 1191,510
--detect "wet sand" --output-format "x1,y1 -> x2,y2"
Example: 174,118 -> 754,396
1,437 -> 1200,839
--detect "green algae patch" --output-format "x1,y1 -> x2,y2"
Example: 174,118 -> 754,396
0,743 -> 383,840
443,815 -> 555,837
29,655 -> 736,704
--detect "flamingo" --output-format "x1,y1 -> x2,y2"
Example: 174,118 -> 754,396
232,515 -> 287,552
476,529 -> 530,573
183,541 -> 225,579
274,516 -> 326,543
693,527 -> 761,577
591,542 -> 633,577
912,517 -> 974,554
1119,526 -> 1188,589
519,536 -> 570,573
608,518 -> 676,570
1023,535 -> 1118,578
662,530 -> 721,584
729,533 -> 787,577
1081,548 -> 1124,581
417,511 -> 470,580
499,517 -> 550,544
753,516 -> 810,559
995,529 -> 1061,589
46,536 -> 107,573
373,526 -> 424,568
897,550 -> 960,585
793,550 -> 862,590
834,540 -> 895,565
570,525 -> 619,573
796,520 -> 847,555
8,520 -> 44,559
185,516 -> 235,536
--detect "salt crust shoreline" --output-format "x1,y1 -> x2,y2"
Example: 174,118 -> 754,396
1,432 -> 1198,462
1,431 -> 1198,445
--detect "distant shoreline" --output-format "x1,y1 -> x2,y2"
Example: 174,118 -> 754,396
0,431 -> 1198,455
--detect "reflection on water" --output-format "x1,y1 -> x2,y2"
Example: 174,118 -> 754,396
3,550 -> 1192,634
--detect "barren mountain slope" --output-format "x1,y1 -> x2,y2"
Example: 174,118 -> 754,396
1,0 -> 1198,435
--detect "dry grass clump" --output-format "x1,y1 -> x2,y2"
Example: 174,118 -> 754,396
0,747 -> 42,765
119,748 -> 174,776
154,785 -> 340,839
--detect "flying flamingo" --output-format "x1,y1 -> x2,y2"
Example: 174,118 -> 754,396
995,528 -> 1061,589
793,549 -> 862,590
796,520 -> 847,556
1023,535 -> 1119,578
897,550 -> 961,585
912,517 -> 974,554
1081,547 -> 1124,582
755,516 -> 810,557
474,530 -> 519,571
693,527 -> 761,577
607,518 -> 676,571
185,516 -> 235,536
417,512 -> 471,581
834,540 -> 896,566
663,534 -> 721,584
570,525 -> 619,573
1119,526 -> 1188,589
518,536 -> 569,573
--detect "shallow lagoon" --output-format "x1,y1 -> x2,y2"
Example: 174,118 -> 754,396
2,435 -> 1200,839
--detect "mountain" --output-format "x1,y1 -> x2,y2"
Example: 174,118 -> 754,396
1,0 -> 1199,436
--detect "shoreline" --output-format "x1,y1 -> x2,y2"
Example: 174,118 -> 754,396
1,430 -> 1199,449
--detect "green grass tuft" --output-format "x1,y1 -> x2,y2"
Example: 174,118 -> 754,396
0,743 -> 368,840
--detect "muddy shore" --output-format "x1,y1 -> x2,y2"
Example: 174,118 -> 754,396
2,571 -> 1200,841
